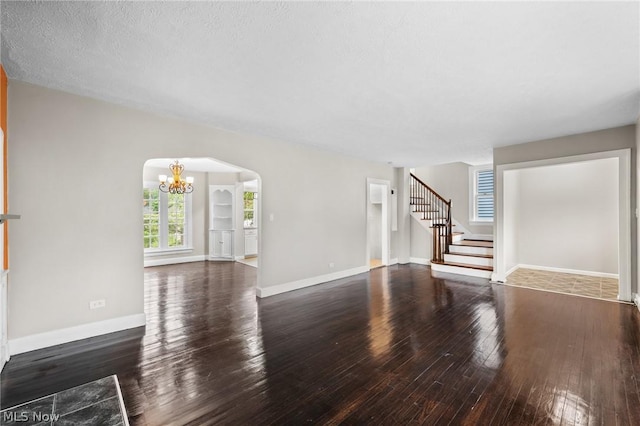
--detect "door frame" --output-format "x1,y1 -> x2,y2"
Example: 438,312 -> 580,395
366,178 -> 391,269
0,127 -> 6,372
493,149 -> 632,301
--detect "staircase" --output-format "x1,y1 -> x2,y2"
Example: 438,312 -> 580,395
410,173 -> 493,279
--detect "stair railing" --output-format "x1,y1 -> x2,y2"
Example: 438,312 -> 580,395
409,173 -> 452,263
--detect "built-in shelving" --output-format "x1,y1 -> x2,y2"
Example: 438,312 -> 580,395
209,186 -> 235,260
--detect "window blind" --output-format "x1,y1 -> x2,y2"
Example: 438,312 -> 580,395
476,170 -> 494,219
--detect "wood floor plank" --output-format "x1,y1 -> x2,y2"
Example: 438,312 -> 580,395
2,262 -> 640,425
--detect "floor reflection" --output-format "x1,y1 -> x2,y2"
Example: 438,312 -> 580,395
471,302 -> 502,370
3,263 -> 640,424
367,268 -> 392,359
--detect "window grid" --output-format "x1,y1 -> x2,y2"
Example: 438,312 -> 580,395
244,192 -> 256,226
167,193 -> 186,247
143,188 -> 160,249
143,184 -> 191,252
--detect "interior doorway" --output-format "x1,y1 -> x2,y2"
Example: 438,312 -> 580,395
367,179 -> 390,270
494,149 -> 632,302
142,157 -> 261,270
236,179 -> 259,268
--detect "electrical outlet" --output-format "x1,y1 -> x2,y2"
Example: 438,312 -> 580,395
89,299 -> 106,310
329,262 -> 335,268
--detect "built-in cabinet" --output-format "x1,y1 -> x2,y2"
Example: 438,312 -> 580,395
209,185 -> 235,260
211,230 -> 234,258
244,228 -> 258,256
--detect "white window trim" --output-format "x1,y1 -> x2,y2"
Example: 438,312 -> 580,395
143,181 -> 193,255
144,247 -> 194,257
469,165 -> 494,224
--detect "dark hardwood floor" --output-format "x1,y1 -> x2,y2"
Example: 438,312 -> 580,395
2,262 -> 640,425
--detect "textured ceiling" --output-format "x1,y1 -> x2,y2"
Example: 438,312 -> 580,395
1,1 -> 638,166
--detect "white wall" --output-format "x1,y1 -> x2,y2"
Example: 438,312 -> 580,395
369,203 -> 382,259
503,170 -> 519,273
637,117 -> 640,302
395,168 -> 411,264
7,81 -> 395,341
410,219 -> 431,261
510,159 -> 619,274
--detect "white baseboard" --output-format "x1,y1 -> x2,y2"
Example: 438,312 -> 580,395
506,264 -> 520,277
491,272 -> 505,283
234,255 -> 245,261
8,313 -> 146,355
634,294 -> 640,312
493,265 -> 518,284
144,255 -> 205,267
409,257 -> 431,265
517,264 -> 619,279
389,258 -> 398,266
256,266 -> 369,298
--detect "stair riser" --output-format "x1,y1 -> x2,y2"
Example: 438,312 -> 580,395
449,245 -> 493,256
444,254 -> 493,267
431,263 -> 492,279
452,234 -> 463,243
444,254 -> 493,266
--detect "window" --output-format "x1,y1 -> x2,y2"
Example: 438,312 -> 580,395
470,167 -> 494,222
143,188 -> 160,249
143,183 -> 192,253
244,191 -> 257,227
167,193 -> 186,247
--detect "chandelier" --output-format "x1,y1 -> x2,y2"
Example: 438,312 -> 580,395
159,160 -> 194,194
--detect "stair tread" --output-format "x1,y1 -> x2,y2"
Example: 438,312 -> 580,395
451,240 -> 493,248
433,261 -> 493,271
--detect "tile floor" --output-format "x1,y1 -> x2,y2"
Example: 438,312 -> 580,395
0,375 -> 127,425
506,268 -> 619,301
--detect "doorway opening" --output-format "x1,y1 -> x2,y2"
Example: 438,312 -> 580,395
236,179 -> 259,268
495,149 -> 631,302
367,179 -> 390,270
142,157 -> 261,270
